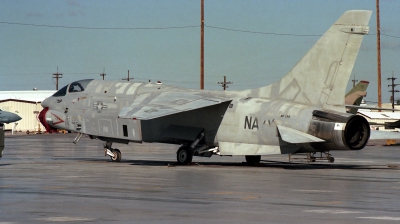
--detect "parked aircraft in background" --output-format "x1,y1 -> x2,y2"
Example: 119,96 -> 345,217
40,10 -> 374,164
345,81 -> 369,114
0,109 -> 21,124
344,81 -> 400,113
0,109 -> 21,159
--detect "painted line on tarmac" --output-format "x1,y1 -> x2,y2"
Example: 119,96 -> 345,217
358,216 -> 400,221
36,217 -> 94,222
304,210 -> 364,214
293,190 -> 337,193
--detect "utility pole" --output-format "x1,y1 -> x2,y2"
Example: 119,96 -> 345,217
200,0 -> 204,90
217,76 -> 233,90
351,74 -> 358,87
100,68 -> 106,80
377,0 -> 382,108
52,67 -> 63,90
122,70 -> 130,81
388,72 -> 399,112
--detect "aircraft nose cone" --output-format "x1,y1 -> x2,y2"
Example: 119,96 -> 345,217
0,112 -> 21,123
41,99 -> 48,108
12,114 -> 22,122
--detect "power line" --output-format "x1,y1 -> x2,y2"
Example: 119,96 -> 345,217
122,70 -> 131,81
381,33 -> 400,39
3,20 -> 400,38
0,21 -> 198,30
100,68 -> 106,80
205,25 -> 321,37
52,67 -> 63,90
388,72 -> 399,112
217,76 -> 233,90
208,26 -> 400,38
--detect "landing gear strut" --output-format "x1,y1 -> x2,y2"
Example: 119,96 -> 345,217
175,132 -> 204,165
104,142 -> 121,162
326,153 -> 335,163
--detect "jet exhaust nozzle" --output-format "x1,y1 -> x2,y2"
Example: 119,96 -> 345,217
309,110 -> 370,151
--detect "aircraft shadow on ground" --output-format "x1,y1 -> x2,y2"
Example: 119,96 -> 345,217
53,157 -> 393,170
124,159 -> 391,170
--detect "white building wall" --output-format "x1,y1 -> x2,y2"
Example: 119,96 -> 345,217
0,101 -> 45,132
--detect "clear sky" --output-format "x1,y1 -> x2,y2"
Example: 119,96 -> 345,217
1,0 -> 400,103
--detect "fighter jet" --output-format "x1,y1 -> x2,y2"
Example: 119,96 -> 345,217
39,10 -> 372,164
0,109 -> 22,124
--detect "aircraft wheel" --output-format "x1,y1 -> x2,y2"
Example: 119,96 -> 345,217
111,149 -> 121,162
328,157 -> 335,163
177,146 -> 193,165
245,155 -> 261,164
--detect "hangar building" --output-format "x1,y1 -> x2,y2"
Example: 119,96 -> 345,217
0,90 -> 55,132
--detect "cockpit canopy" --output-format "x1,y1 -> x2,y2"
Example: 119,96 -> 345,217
52,79 -> 93,97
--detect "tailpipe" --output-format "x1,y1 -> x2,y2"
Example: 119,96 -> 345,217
309,110 -> 370,151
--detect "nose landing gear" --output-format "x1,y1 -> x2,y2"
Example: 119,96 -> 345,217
104,142 -> 121,162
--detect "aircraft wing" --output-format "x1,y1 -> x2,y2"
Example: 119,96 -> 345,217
369,130 -> 400,140
118,91 -> 231,120
345,105 -> 400,111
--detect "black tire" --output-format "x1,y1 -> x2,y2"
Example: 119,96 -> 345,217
111,149 -> 121,162
177,146 -> 193,165
245,155 -> 261,164
328,157 -> 335,163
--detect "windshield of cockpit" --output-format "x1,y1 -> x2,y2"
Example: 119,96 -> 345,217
52,79 -> 93,97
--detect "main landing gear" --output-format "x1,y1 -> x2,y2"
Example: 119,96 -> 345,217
177,146 -> 193,165
176,132 -> 206,165
245,155 -> 261,164
104,142 -> 121,162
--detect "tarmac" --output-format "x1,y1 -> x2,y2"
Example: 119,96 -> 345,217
1,133 -> 400,223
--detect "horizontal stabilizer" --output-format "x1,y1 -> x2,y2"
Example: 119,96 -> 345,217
370,130 -> 400,140
277,125 -> 325,143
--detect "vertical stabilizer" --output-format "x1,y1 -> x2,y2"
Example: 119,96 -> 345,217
345,80 -> 369,114
246,10 -> 372,112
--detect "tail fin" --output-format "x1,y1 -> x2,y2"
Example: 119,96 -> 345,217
247,10 -> 372,112
345,80 -> 369,114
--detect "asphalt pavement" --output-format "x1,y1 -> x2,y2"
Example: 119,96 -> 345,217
1,133 -> 400,223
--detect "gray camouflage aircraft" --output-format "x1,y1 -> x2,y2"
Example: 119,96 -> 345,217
39,10 -> 373,164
